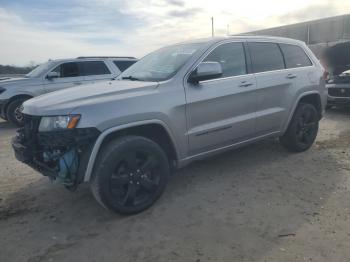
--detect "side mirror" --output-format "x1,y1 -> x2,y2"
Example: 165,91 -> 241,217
188,62 -> 223,83
46,71 -> 59,80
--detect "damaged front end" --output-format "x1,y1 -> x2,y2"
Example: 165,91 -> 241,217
11,115 -> 100,189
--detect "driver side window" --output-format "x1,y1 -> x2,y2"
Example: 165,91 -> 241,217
51,62 -> 81,78
203,42 -> 247,79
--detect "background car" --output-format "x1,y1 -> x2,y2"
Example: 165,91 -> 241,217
327,68 -> 350,108
0,56 -> 138,126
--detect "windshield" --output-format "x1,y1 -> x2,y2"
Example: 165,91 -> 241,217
25,61 -> 55,78
119,43 -> 202,82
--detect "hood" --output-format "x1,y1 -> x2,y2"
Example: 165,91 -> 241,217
23,80 -> 159,116
0,77 -> 41,87
322,41 -> 350,75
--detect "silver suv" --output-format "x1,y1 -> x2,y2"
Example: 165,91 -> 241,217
0,56 -> 137,126
12,36 -> 326,214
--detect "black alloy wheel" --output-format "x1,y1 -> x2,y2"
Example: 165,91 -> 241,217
110,150 -> 162,208
280,102 -> 319,152
91,136 -> 170,214
295,106 -> 318,147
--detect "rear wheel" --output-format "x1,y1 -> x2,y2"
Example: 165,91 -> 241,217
6,98 -> 28,126
280,102 -> 319,152
91,136 -> 170,214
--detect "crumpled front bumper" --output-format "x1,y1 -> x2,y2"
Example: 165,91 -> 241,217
11,116 -> 100,186
12,134 -> 61,178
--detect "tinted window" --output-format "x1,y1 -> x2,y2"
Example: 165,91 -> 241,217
279,44 -> 312,68
52,62 -> 81,78
248,42 -> 285,73
81,61 -> 110,76
114,60 -> 137,72
203,42 -> 246,78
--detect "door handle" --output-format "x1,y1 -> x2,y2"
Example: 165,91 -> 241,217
286,73 -> 297,79
239,81 -> 253,87
73,82 -> 82,85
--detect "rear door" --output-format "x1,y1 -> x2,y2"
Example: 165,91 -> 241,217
248,42 -> 295,135
278,43 -> 315,115
185,41 -> 258,155
80,60 -> 113,85
44,61 -> 84,92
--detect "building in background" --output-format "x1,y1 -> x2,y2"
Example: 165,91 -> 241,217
242,14 -> 350,58
242,14 -> 350,106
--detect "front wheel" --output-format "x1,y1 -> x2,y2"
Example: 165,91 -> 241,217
280,103 -> 319,152
6,98 -> 27,126
91,136 -> 170,214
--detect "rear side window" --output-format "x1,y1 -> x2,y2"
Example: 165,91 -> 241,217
81,61 -> 111,76
113,60 -> 137,72
203,42 -> 247,78
248,42 -> 285,73
52,62 -> 81,78
279,44 -> 312,68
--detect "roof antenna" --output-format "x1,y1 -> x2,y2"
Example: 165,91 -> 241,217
211,17 -> 214,37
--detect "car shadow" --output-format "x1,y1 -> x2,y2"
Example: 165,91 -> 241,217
0,136 -> 345,262
326,106 -> 350,115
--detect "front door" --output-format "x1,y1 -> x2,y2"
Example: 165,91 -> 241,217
44,61 -> 84,92
185,41 -> 258,155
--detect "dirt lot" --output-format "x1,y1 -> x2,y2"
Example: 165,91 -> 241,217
1,109 -> 350,262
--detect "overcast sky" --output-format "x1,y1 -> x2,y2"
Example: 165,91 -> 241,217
0,0 -> 349,66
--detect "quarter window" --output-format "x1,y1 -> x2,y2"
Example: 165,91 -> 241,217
279,44 -> 312,68
203,42 -> 247,78
248,42 -> 285,73
81,61 -> 111,76
52,62 -> 81,78
113,60 -> 137,72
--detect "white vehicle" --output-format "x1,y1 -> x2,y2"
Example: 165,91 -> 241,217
0,56 -> 138,126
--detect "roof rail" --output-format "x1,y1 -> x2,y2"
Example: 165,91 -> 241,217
76,56 -> 137,59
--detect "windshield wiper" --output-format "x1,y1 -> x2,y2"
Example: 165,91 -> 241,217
121,75 -> 140,81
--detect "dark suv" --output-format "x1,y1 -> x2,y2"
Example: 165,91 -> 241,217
327,67 -> 350,107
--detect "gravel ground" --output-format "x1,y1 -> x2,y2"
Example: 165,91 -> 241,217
1,109 -> 350,262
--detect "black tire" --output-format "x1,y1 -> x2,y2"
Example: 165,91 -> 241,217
6,99 -> 27,126
280,102 -> 319,152
91,136 -> 170,214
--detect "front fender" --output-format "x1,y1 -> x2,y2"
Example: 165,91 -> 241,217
0,89 -> 38,101
83,119 -> 179,182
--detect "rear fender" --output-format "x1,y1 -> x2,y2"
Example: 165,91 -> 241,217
282,91 -> 322,133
